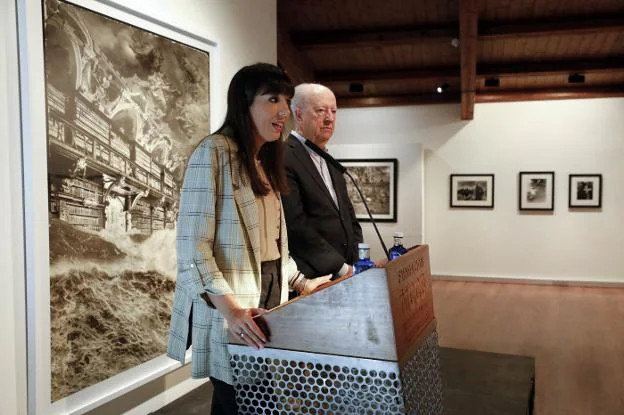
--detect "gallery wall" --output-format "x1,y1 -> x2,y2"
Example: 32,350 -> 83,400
1,0 -> 28,414
5,0 -> 279,413
332,98 -> 624,283
328,142 -> 423,262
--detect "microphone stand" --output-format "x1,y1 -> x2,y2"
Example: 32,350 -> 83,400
344,170 -> 391,261
304,140 -> 391,260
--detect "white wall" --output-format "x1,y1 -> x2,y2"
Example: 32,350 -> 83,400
330,104 -> 465,261
425,99 -> 624,282
5,0 -> 278,413
329,143 -> 423,261
1,0 -> 28,413
333,99 -> 624,283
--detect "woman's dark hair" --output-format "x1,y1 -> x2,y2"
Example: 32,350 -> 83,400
215,63 -> 294,195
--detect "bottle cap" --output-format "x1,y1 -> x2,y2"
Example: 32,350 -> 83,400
358,243 -> 370,249
393,232 -> 404,238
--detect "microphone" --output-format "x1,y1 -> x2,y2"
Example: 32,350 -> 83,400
304,139 -> 391,260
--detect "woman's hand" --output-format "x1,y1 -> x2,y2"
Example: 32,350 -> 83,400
301,274 -> 332,295
224,307 -> 269,349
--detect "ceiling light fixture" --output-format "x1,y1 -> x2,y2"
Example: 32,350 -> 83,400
568,73 -> 585,84
349,82 -> 364,93
436,83 -> 449,93
484,77 -> 500,87
451,38 -> 460,48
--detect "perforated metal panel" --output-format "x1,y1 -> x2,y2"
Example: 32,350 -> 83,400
400,330 -> 444,414
229,330 -> 444,414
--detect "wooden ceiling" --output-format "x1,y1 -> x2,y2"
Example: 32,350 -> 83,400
277,0 -> 624,119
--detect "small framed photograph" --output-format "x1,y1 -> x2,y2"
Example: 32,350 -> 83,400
449,174 -> 495,208
337,158 -> 398,222
518,171 -> 555,211
569,174 -> 602,208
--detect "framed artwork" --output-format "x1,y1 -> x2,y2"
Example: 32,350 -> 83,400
449,174 -> 495,208
518,171 -> 555,211
19,0 -> 215,412
337,158 -> 398,222
569,174 -> 602,208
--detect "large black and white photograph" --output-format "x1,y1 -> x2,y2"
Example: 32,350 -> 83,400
519,172 -> 555,211
569,174 -> 602,208
449,174 -> 495,208
337,159 -> 398,222
43,0 -> 210,400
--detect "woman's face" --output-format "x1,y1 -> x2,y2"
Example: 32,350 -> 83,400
249,92 -> 291,152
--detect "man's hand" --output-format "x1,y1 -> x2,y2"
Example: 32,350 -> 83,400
343,265 -> 354,278
375,258 -> 388,268
301,274 -> 332,295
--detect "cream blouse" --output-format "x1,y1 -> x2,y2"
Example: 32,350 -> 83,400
255,160 -> 281,262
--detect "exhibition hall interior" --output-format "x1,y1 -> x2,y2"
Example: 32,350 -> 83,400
1,0 -> 623,414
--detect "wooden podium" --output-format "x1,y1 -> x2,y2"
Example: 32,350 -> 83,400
228,245 -> 444,414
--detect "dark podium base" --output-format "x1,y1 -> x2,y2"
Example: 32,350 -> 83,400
150,347 -> 535,415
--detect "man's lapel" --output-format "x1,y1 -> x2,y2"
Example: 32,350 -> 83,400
289,135 -> 339,212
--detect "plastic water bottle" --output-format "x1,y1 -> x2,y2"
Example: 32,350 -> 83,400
389,232 -> 407,260
354,243 -> 375,275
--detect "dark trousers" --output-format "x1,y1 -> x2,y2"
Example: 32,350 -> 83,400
209,377 -> 238,415
209,259 -> 282,414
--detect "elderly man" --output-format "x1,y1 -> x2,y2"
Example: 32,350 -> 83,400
282,83 -> 363,280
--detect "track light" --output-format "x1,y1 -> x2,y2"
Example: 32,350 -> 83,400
436,83 -> 449,93
568,73 -> 585,84
349,82 -> 364,93
484,77 -> 500,87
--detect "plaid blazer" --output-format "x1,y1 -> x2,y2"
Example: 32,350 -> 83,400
167,134 -> 297,384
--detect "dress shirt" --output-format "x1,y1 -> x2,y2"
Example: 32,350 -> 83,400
291,131 -> 338,207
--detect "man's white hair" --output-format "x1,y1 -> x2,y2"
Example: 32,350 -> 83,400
290,83 -> 334,114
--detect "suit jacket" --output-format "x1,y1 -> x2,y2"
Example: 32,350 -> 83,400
282,134 -> 363,277
167,134 -> 298,384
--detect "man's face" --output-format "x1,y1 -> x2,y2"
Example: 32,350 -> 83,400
295,89 -> 337,149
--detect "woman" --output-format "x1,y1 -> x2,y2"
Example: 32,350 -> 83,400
167,63 -> 329,414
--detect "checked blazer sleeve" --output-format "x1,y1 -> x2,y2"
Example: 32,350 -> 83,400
176,140 -> 234,299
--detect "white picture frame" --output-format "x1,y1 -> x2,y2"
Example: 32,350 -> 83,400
17,0 -> 217,413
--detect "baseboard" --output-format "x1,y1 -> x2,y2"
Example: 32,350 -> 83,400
123,377 -> 210,415
432,274 -> 624,288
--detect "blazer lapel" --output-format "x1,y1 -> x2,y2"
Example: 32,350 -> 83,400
289,135 -> 339,212
229,145 -> 261,272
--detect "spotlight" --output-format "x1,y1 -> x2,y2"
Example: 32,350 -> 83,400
568,73 -> 585,84
436,83 -> 449,93
484,77 -> 500,87
451,38 -> 460,48
349,82 -> 364,93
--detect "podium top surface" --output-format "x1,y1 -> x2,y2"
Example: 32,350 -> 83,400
229,245 -> 435,363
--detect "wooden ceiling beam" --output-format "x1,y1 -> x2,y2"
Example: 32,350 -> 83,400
291,23 -> 457,50
286,15 -> 624,52
476,86 -> 624,102
478,59 -> 624,78
277,21 -> 314,84
480,15 -> 624,40
317,67 -> 459,83
334,85 -> 624,108
336,94 -> 460,108
459,0 -> 478,120
315,59 -> 624,85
